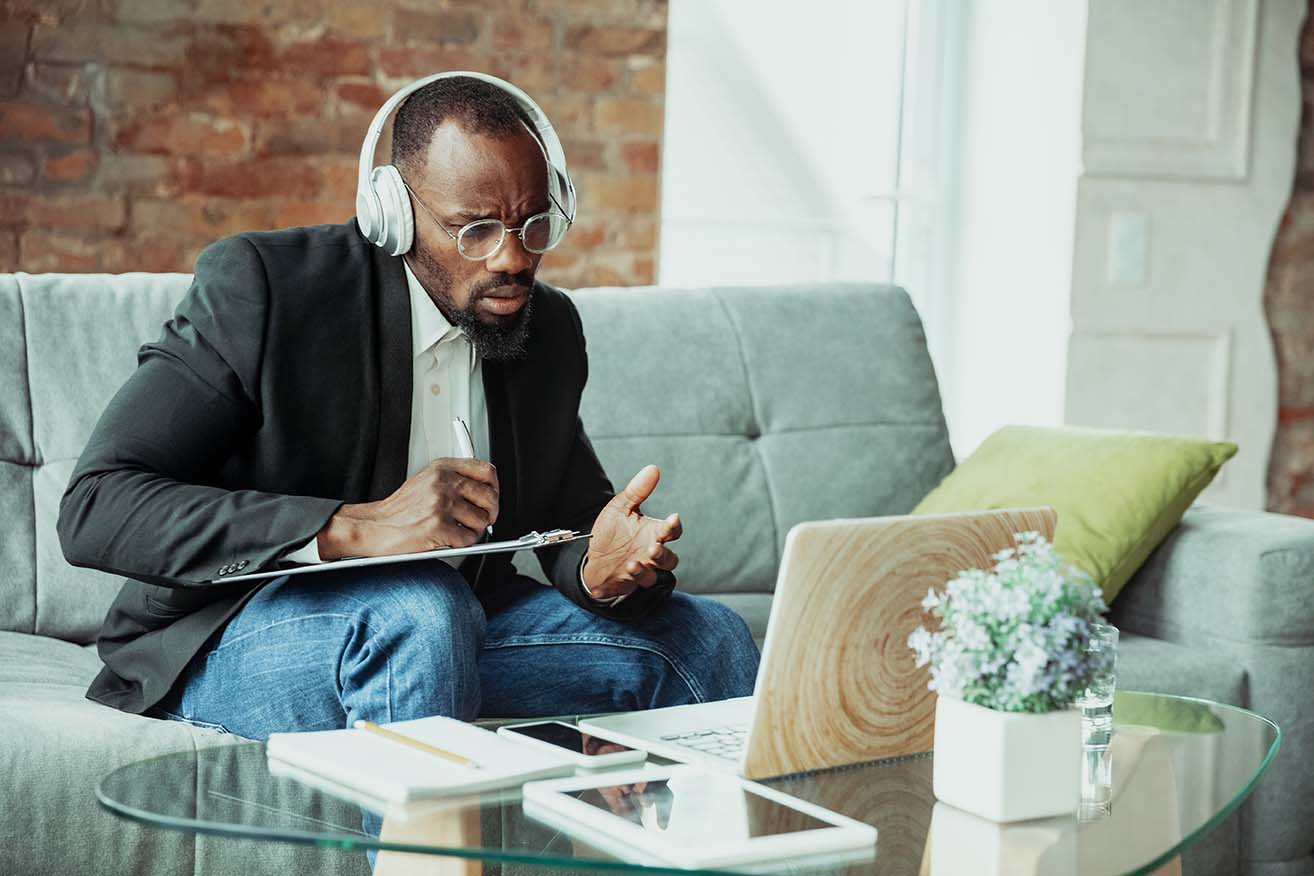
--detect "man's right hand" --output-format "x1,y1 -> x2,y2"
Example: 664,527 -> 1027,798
314,458 -> 499,559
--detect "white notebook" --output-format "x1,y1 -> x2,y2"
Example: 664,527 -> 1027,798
266,716 -> 573,803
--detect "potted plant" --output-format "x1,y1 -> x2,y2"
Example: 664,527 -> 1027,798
908,531 -> 1111,822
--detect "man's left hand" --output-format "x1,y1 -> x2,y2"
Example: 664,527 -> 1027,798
582,465 -> 682,601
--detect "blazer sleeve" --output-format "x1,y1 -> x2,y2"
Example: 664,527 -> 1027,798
56,236 -> 342,589
534,298 -> 675,621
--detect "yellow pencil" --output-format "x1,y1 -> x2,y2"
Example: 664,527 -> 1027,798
352,720 -> 481,770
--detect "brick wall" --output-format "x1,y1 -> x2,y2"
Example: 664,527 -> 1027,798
1265,2 -> 1314,517
0,0 -> 667,287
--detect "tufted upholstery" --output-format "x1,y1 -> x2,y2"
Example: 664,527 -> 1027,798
0,275 -> 954,643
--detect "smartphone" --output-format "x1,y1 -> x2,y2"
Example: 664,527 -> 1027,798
497,720 -> 648,769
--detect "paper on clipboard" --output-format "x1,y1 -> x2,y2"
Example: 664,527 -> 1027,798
212,529 -> 590,583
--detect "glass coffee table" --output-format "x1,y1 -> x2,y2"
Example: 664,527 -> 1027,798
97,691 -> 1278,875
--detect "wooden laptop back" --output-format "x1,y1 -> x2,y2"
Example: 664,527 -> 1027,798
740,508 -> 1058,780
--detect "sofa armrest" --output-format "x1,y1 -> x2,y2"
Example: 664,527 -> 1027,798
1110,504 -> 1314,648
1109,504 -> 1314,867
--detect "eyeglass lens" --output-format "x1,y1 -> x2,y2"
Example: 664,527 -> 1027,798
457,214 -> 570,260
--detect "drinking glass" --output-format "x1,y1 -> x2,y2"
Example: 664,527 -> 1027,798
1076,622 -> 1119,816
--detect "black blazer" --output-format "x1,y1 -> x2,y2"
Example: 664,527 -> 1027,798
58,221 -> 673,715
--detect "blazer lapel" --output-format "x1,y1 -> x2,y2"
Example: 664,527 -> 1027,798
367,250 -> 412,501
482,360 -> 520,535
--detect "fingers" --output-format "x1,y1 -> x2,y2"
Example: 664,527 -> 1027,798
448,496 -> 493,535
438,457 -> 499,491
657,512 -> 682,543
454,473 -> 499,525
612,464 -> 660,514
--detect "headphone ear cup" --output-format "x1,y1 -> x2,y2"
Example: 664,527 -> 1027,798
371,165 -> 414,256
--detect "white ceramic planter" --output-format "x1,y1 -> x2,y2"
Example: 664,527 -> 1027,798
932,695 -> 1081,822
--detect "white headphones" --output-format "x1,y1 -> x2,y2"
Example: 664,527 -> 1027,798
355,71 -> 577,257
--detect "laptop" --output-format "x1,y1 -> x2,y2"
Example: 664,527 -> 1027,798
581,508 -> 1058,780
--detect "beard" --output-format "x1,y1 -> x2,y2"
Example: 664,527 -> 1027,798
408,244 -> 535,362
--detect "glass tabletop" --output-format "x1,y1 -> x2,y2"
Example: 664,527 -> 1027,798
96,691 -> 1279,876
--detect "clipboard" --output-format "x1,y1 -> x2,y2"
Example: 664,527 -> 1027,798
212,529 -> 590,583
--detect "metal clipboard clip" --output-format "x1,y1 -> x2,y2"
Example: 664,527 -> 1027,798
518,529 -> 590,546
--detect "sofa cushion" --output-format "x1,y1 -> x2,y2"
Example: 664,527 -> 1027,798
912,425 -> 1236,604
1116,632 -> 1246,707
0,272 -> 192,643
573,284 -> 955,596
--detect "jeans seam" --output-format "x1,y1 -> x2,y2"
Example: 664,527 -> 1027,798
481,635 -> 708,703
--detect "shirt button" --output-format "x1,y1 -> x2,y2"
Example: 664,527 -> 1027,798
430,383 -> 441,396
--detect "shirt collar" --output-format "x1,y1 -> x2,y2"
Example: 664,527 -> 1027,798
403,259 -> 465,360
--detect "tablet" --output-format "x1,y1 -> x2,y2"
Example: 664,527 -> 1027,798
522,766 -> 877,871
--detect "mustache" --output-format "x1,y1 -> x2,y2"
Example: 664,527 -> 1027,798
470,272 -> 534,298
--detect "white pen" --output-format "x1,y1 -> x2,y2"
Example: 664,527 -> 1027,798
452,416 -> 494,537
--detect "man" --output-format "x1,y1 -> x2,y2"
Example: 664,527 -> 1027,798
57,75 -> 759,738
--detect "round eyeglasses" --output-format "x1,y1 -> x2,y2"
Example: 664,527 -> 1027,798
403,181 -> 572,261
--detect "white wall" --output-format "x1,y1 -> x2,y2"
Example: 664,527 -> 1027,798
938,1 -> 1087,458
660,0 -> 906,287
1066,0 -> 1304,509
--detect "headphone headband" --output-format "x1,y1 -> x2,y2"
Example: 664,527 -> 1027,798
356,71 -> 575,255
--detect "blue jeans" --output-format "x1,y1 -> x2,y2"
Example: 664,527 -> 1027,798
154,560 -> 761,739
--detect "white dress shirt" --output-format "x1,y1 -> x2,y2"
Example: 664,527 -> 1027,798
285,262 -> 622,603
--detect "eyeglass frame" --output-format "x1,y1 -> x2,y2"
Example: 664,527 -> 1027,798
402,179 -> 573,262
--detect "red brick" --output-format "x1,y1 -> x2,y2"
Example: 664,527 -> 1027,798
274,200 -> 350,228
0,151 -> 36,185
390,9 -> 482,47
632,254 -> 654,284
175,156 -> 322,200
583,261 -> 628,286
564,25 -> 664,57
579,172 -> 657,211
101,231 -> 198,274
131,197 -> 278,239
376,47 -> 489,80
616,215 -> 656,249
19,229 -> 104,272
0,101 -> 90,143
334,79 -> 391,111
95,153 -> 173,193
114,112 -> 249,155
24,62 -> 94,105
101,67 -> 177,111
0,192 -> 32,227
485,53 -> 553,93
534,0 -> 667,26
627,59 -> 665,95
534,92 -> 592,135
493,15 -> 554,51
559,217 -> 606,251
31,19 -> 189,68
560,138 -> 607,171
26,192 -> 126,231
559,57 -> 621,92
619,140 -> 659,173
0,231 -> 17,271
325,5 -> 387,40
1,22 -> 30,75
279,38 -> 372,76
593,95 -> 662,136
42,148 -> 96,182
191,76 -> 326,117
252,113 -> 365,157
319,156 -> 361,202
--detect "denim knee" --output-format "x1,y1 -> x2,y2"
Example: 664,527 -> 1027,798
337,561 -> 487,722
654,593 -> 761,702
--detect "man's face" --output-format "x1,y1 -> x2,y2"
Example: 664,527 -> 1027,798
403,120 -> 549,360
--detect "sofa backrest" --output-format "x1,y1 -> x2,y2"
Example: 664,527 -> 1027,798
571,284 -> 954,596
1,272 -> 193,643
0,275 -> 953,643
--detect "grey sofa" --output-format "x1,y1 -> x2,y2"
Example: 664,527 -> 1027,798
2,272 -> 1311,876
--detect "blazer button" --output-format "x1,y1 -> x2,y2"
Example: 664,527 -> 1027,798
219,564 -> 231,575
236,560 -> 248,569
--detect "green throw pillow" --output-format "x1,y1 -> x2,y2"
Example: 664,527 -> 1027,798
912,425 -> 1237,604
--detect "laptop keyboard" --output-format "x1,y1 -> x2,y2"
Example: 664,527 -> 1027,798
659,725 -> 748,760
